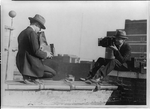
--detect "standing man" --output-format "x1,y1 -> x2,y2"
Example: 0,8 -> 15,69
80,29 -> 131,83
16,14 -> 56,84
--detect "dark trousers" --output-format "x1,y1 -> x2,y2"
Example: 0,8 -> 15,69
42,65 -> 56,78
90,57 -> 129,78
42,58 -> 59,78
23,58 -> 58,79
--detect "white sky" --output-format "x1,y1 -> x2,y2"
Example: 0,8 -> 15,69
1,0 -> 149,61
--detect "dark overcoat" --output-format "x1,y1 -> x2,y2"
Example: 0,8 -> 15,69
16,27 -> 47,77
114,42 -> 131,68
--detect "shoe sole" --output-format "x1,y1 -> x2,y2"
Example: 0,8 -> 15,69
79,78 -> 86,81
65,79 -> 73,83
90,79 -> 102,84
84,80 -> 92,84
33,80 -> 43,84
24,80 -> 35,85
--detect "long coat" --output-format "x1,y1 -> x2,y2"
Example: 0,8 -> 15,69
114,42 -> 131,68
16,27 -> 47,77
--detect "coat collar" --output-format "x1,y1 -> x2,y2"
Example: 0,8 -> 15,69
28,25 -> 36,32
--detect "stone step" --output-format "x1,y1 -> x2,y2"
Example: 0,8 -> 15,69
5,80 -> 118,91
108,70 -> 146,79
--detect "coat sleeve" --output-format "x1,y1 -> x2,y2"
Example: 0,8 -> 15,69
29,31 -> 47,59
114,43 -> 131,63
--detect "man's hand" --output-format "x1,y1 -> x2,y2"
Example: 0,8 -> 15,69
40,44 -> 45,51
46,51 -> 53,59
109,45 -> 118,51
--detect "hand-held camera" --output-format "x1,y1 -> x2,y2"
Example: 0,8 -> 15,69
98,36 -> 116,47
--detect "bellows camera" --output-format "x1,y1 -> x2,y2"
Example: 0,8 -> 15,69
98,36 -> 115,47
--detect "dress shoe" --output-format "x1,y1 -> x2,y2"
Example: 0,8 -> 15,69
79,78 -> 86,81
79,75 -> 92,81
90,78 -> 102,83
33,79 -> 43,84
23,78 -> 35,85
84,79 -> 92,84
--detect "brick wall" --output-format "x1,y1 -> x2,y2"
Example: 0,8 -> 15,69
106,76 -> 146,105
41,59 -> 91,81
125,20 -> 147,34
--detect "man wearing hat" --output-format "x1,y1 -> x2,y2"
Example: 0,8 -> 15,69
80,29 -> 131,83
16,14 -> 57,84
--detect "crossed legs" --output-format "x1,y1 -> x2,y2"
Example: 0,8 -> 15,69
83,57 -> 129,83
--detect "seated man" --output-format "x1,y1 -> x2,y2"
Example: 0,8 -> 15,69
80,29 -> 131,83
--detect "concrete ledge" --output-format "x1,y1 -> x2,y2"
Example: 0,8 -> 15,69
5,80 -> 118,91
74,85 -> 118,90
5,80 -> 71,90
108,70 -> 146,79
67,81 -> 96,90
8,85 -> 39,90
43,80 -> 70,90
69,81 -> 118,90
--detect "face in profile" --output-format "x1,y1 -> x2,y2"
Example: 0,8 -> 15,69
35,23 -> 41,33
115,38 -> 125,46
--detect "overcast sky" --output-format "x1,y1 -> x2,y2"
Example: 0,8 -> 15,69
2,0 -> 149,61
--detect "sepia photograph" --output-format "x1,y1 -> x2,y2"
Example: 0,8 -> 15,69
1,0 -> 149,108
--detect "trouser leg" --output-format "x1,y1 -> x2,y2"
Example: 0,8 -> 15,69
100,59 -> 128,77
43,58 -> 59,72
90,57 -> 111,77
41,58 -> 59,78
42,72 -> 54,78
42,65 -> 56,78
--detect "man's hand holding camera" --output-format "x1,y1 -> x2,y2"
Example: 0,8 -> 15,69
109,43 -> 118,51
40,43 -> 45,51
39,44 -> 53,59
46,51 -> 53,59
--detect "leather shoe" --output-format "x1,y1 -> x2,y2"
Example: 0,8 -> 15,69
23,78 -> 35,85
79,78 -> 86,81
79,75 -> 92,81
33,79 -> 43,84
84,79 -> 92,84
90,78 -> 102,83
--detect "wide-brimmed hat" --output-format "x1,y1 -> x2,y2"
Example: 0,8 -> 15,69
29,14 -> 46,29
114,29 -> 128,39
